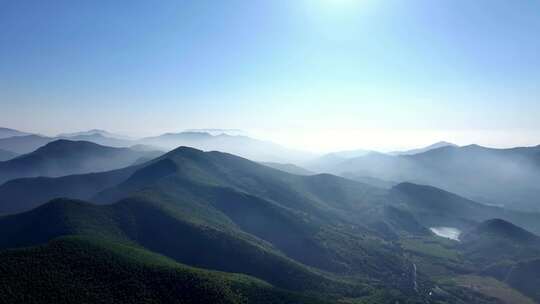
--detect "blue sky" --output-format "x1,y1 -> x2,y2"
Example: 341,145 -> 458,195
1,0 -> 539,151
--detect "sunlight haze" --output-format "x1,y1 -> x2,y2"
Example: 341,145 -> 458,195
1,0 -> 539,152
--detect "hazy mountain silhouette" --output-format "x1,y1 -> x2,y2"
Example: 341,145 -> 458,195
0,140 -> 161,184
58,133 -> 134,147
389,141 -> 458,156
0,134 -> 53,154
320,144 -> 540,212
260,162 -> 314,175
139,132 -> 313,163
58,129 -> 133,140
0,128 -> 313,163
0,149 -> 17,161
0,127 -> 32,139
391,182 -> 540,234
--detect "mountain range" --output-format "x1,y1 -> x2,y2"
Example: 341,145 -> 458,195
0,127 -> 32,139
0,143 -> 539,302
389,141 -> 458,155
1,128 -> 540,303
0,127 -> 312,163
0,140 -> 161,184
311,144 -> 540,212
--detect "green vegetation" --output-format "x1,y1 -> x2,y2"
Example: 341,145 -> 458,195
0,236 -> 330,304
1,147 -> 540,303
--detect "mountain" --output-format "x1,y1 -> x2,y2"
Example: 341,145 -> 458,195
139,132 -> 313,163
305,150 -> 374,173
326,144 -> 540,212
0,140 -> 161,184
58,133 -> 134,147
0,127 -> 32,139
184,128 -> 245,136
0,134 -> 53,154
0,166 -> 138,215
493,259 -> 540,303
0,149 -> 17,161
340,173 -> 397,189
0,197 -> 365,295
458,219 -> 540,291
0,128 -> 313,163
390,141 -> 458,156
58,129 -> 133,140
0,147 -> 431,302
260,162 -> 314,175
325,149 -> 374,159
465,219 -> 540,243
391,183 -> 540,235
0,147 -> 537,302
0,235 -> 327,304
0,130 -> 134,154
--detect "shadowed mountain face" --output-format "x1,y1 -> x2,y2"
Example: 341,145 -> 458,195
0,166 -> 139,215
492,259 -> 540,303
316,144 -> 540,212
0,140 -> 161,184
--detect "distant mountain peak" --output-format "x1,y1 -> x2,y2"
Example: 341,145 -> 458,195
391,141 -> 458,156
58,129 -> 132,140
167,145 -> 204,155
0,127 -> 33,139
184,129 -> 245,136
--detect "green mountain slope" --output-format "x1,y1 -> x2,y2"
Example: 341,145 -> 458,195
90,148 -> 419,283
1,146 -> 538,303
0,198 -> 363,295
0,236 -> 329,304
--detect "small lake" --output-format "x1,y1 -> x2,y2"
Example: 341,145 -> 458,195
430,227 -> 461,241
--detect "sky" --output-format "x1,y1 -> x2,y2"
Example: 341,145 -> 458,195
1,0 -> 539,152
